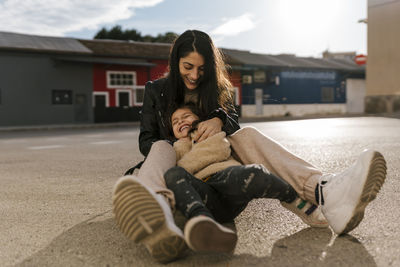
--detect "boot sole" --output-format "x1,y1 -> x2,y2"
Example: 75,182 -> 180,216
341,151 -> 387,235
113,179 -> 187,263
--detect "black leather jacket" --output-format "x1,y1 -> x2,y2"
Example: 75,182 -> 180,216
139,78 -> 240,157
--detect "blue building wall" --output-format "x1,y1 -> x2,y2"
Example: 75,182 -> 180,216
241,69 -> 346,105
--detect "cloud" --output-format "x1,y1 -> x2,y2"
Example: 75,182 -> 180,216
211,13 -> 256,37
0,0 -> 164,36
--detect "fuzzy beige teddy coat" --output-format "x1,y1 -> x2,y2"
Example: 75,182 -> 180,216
173,131 -> 241,181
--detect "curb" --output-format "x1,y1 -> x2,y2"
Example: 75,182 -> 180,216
0,122 -> 140,132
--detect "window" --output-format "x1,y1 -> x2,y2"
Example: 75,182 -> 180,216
134,85 -> 145,105
242,75 -> 252,84
52,90 -> 72,105
321,87 -> 334,102
107,71 -> 136,88
254,71 -> 266,83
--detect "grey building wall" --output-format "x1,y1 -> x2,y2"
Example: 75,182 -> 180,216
0,51 -> 93,126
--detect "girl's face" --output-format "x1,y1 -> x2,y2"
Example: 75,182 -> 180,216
171,107 -> 199,139
179,52 -> 205,90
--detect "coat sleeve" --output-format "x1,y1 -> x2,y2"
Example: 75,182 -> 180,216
177,132 -> 231,174
207,107 -> 240,136
224,108 -> 240,135
138,81 -> 160,157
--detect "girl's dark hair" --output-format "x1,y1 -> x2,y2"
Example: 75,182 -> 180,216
165,30 -> 234,117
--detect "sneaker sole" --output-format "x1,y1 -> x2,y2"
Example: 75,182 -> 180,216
113,179 -> 186,263
341,151 -> 387,235
185,217 -> 237,253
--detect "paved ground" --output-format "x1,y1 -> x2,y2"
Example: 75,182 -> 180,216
1,116 -> 399,266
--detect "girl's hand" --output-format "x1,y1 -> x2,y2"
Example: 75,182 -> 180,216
192,117 -> 223,143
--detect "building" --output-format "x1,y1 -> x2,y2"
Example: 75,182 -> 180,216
0,32 -> 94,126
0,31 -> 366,127
223,49 -> 365,117
78,39 -> 171,122
366,0 -> 400,113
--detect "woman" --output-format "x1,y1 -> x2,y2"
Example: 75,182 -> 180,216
113,30 -> 240,263
112,30 -> 387,263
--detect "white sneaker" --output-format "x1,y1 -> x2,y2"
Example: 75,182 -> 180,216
281,198 -> 328,228
318,149 -> 387,235
184,215 -> 237,253
112,176 -> 187,263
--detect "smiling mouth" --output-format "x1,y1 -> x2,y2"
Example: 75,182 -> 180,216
179,125 -> 190,132
186,77 -> 198,85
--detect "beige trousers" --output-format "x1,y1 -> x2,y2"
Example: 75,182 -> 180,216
132,126 -> 322,208
228,126 -> 322,204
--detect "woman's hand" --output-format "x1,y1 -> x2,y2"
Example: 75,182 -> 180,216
192,117 -> 223,143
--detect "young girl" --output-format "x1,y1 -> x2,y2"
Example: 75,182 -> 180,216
164,103 -> 325,253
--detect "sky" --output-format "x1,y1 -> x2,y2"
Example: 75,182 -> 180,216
0,0 -> 368,57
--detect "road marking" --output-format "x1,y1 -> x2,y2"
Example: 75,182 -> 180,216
28,145 -> 65,150
2,139 -> 28,144
83,134 -> 104,138
90,140 -> 122,145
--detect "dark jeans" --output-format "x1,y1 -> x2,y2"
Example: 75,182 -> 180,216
164,164 -> 297,223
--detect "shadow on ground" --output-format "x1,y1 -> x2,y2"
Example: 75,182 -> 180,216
16,212 -> 376,267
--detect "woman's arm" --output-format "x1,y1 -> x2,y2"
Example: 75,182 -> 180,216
138,81 -> 161,157
192,107 -> 240,143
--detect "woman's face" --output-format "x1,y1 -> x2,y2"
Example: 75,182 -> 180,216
179,52 -> 205,90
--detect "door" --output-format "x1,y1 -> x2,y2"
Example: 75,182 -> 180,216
94,94 -> 106,108
346,79 -> 365,114
74,94 -> 89,122
118,91 -> 130,107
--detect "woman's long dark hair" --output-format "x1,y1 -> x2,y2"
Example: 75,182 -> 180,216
165,30 -> 234,116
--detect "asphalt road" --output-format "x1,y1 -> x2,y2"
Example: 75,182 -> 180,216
1,117 -> 399,267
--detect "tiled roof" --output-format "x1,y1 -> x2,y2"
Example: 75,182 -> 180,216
222,48 -> 364,72
0,31 -> 364,72
54,56 -> 156,67
0,31 -> 92,54
78,39 -> 171,59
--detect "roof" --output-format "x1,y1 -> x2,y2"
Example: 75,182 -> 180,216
0,31 -> 92,54
78,39 -> 171,59
222,48 -> 364,72
54,56 -> 156,67
0,31 -> 364,72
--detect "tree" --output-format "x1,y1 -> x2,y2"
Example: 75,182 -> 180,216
93,25 -> 177,43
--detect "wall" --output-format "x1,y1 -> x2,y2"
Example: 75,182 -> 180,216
240,69 -> 347,117
149,59 -> 168,81
0,51 -> 93,126
241,104 -> 346,117
92,63 -> 150,107
366,0 -> 400,112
